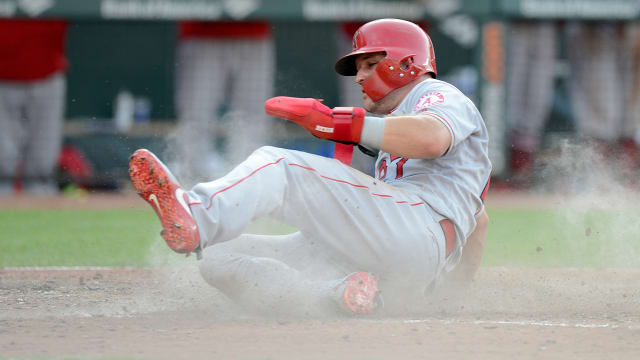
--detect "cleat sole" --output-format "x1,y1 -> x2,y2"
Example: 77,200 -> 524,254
129,149 -> 200,254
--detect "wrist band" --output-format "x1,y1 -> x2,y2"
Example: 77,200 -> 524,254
360,116 -> 385,149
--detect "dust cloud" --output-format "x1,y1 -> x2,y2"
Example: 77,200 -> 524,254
537,137 -> 640,267
160,110 -> 288,188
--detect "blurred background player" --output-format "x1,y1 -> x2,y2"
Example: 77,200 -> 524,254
173,20 -> 275,185
566,22 -> 640,174
506,20 -> 640,186
0,19 -> 68,195
626,22 -> 640,164
506,21 -> 557,185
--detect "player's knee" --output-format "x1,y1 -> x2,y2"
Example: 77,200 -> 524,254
252,145 -> 288,159
198,251 -> 244,290
199,256 -> 219,287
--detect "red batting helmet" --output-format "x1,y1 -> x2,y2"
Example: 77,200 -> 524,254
335,18 -> 437,101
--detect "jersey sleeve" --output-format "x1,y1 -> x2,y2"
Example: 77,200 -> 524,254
410,83 -> 479,154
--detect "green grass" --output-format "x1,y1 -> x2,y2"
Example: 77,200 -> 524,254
0,209 -> 295,267
484,208 -> 640,268
1,207 -> 638,267
0,209 -> 160,267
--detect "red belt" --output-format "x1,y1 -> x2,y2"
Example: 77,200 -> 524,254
439,219 -> 455,258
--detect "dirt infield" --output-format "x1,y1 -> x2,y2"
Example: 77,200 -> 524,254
1,266 -> 639,359
2,191 -> 639,359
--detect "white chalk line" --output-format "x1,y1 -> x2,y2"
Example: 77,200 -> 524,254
401,318 -> 640,330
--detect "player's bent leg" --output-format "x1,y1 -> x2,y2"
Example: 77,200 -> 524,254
210,232 -> 346,279
165,145 -> 443,314
199,244 -> 342,316
444,211 -> 488,286
199,236 -> 382,316
129,149 -> 201,255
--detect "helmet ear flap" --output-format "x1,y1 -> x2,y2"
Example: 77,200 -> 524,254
362,57 -> 427,101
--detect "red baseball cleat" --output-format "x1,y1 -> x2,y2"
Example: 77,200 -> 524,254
335,272 -> 381,315
129,149 -> 201,256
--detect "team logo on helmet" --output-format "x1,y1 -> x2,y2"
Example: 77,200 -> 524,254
352,31 -> 361,51
414,92 -> 445,112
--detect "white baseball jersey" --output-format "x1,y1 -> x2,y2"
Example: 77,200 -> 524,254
376,78 -> 491,266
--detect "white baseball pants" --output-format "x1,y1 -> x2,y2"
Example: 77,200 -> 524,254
506,22 -> 557,152
187,146 -> 447,313
0,73 -> 65,192
567,23 -> 630,141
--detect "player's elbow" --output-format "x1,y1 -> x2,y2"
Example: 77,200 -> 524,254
475,211 -> 489,242
477,211 -> 489,229
474,212 -> 489,251
418,127 -> 451,159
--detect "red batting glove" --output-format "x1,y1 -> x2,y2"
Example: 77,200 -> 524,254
265,96 -> 365,144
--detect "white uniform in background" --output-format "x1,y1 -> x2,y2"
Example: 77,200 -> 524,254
507,22 -> 557,160
0,20 -> 68,195
567,22 -> 630,142
174,22 -> 275,185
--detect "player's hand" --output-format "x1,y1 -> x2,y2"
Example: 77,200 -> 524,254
265,96 -> 365,144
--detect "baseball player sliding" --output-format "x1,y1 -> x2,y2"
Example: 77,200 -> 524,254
129,19 -> 491,315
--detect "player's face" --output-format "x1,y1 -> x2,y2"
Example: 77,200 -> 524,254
354,52 -> 386,112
